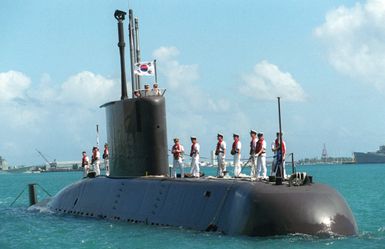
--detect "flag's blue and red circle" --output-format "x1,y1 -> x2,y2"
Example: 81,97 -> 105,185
140,64 -> 149,72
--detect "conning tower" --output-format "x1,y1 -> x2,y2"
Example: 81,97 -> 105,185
101,10 -> 168,177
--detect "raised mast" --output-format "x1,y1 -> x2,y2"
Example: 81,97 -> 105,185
128,9 -> 137,97
114,10 -> 128,100
277,97 -> 283,180
134,17 -> 142,90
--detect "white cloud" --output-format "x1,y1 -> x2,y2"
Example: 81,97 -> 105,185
153,46 -> 230,112
0,71 -> 31,102
153,46 -> 199,89
240,60 -> 306,102
315,0 -> 385,91
59,71 -> 118,108
0,70 -> 119,165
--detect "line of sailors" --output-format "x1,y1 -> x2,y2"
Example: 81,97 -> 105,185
81,143 -> 110,177
134,83 -> 161,97
171,130 -> 286,179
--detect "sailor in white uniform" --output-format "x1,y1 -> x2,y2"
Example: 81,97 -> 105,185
81,151 -> 90,177
215,133 -> 226,177
189,136 -> 200,177
249,130 -> 258,178
256,132 -> 267,178
231,133 -> 242,177
103,143 -> 110,176
171,138 -> 184,178
92,146 -> 101,176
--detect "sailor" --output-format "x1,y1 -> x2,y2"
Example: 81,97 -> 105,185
171,138 -> 185,178
272,132 -> 287,178
103,143 -> 110,176
152,83 -> 160,96
134,90 -> 141,98
249,130 -> 258,178
81,151 -> 90,177
214,133 -> 226,177
256,132 -> 267,178
144,84 -> 151,96
189,136 -> 200,177
271,140 -> 277,176
91,146 -> 101,176
231,133 -> 242,177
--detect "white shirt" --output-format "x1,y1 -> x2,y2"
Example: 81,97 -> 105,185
171,144 -> 184,160
236,141 -> 241,152
191,143 -> 200,159
219,141 -> 226,154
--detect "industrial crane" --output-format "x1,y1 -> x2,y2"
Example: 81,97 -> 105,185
35,149 -> 57,168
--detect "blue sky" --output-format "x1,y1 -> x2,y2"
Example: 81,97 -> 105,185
1,0 -> 385,165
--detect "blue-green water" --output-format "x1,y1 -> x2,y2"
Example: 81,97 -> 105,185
1,164 -> 384,249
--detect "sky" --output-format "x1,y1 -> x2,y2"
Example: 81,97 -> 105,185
1,0 -> 385,165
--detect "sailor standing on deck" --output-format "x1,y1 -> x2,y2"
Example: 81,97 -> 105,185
215,133 -> 227,177
231,133 -> 242,177
171,138 -> 185,178
272,132 -> 286,178
81,151 -> 90,177
256,132 -> 267,178
190,136 -> 200,177
103,143 -> 110,176
91,146 -> 101,176
249,130 -> 258,178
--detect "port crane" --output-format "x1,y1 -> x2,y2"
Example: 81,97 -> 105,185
35,149 -> 57,168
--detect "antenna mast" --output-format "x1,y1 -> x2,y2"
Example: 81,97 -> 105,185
134,17 -> 141,90
128,9 -> 137,97
114,10 -> 128,100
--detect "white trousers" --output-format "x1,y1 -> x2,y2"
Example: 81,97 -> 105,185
217,155 -> 226,177
172,158 -> 184,178
257,155 -> 267,178
233,153 -> 241,177
83,165 -> 90,177
93,160 -> 100,176
190,157 -> 200,177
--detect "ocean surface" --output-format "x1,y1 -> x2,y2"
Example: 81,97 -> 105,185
0,164 -> 384,249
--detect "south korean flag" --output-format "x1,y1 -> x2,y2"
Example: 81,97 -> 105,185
134,61 -> 156,76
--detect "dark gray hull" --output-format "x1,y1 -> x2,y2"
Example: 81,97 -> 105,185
353,152 -> 385,164
44,176 -> 358,236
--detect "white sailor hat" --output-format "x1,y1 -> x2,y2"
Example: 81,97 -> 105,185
250,129 -> 257,134
258,132 -> 264,136
233,133 -> 239,137
217,133 -> 223,138
190,136 -> 196,140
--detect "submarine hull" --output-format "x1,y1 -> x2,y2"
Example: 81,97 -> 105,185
46,177 -> 358,236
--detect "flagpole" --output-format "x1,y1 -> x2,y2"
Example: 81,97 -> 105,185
134,17 -> 141,90
277,97 -> 283,179
154,59 -> 158,83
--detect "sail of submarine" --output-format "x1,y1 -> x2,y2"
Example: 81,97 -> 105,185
30,9 -> 358,237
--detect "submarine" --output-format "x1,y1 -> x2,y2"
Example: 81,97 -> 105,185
30,9 -> 358,237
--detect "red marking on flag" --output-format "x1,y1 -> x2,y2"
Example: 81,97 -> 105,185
140,64 -> 149,72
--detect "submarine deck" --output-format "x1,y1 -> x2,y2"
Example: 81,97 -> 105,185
43,175 -> 358,236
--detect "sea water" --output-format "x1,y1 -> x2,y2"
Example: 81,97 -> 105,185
0,164 -> 384,249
